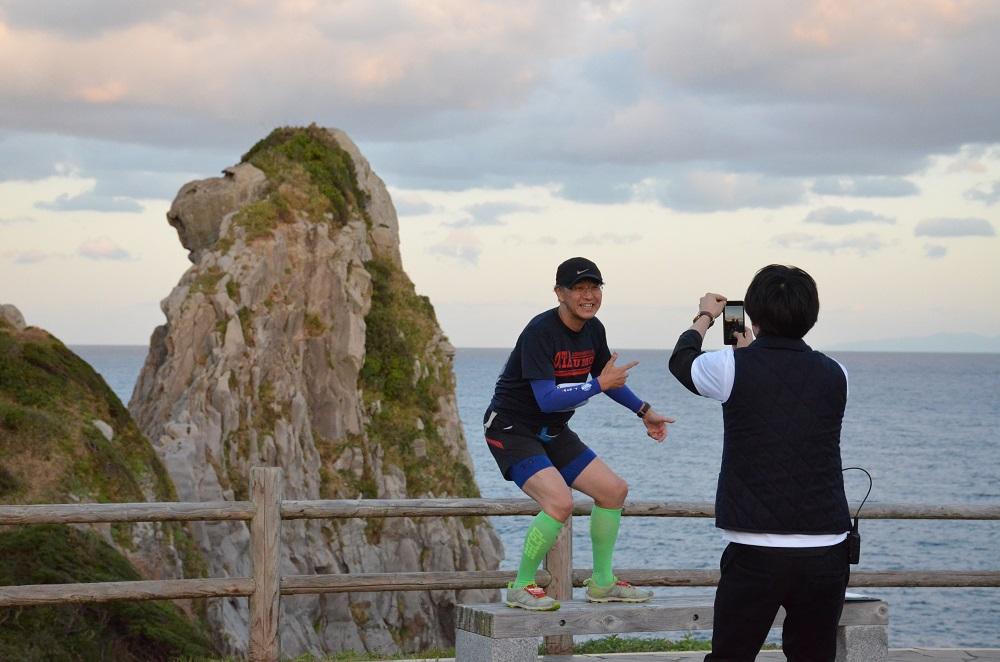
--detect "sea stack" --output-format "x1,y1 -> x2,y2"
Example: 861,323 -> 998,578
129,126 -> 502,656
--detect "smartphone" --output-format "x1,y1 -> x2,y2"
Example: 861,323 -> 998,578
722,300 -> 745,346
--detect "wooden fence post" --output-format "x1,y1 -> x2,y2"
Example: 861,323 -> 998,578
543,515 -> 573,655
249,467 -> 282,662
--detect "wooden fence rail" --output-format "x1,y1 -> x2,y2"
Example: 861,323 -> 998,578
0,466 -> 998,661
5,498 -> 998,526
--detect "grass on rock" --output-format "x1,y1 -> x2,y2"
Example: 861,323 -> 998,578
0,525 -> 216,662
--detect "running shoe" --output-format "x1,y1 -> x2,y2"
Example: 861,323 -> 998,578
504,583 -> 560,611
583,577 -> 653,603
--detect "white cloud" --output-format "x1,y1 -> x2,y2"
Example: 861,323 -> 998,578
505,234 -> 557,245
641,172 -> 806,212
964,181 -> 1000,206
1,0 -> 997,202
914,217 -> 996,237
812,176 -> 918,197
804,206 -> 895,226
772,232 -> 886,256
446,201 -> 541,227
78,237 -> 132,260
573,233 -> 641,246
391,193 -> 435,216
924,244 -> 947,258
1,1 -> 1000,347
0,2 -> 580,143
0,215 -> 37,225
427,229 -> 482,265
0,0 -> 194,37
946,158 -> 990,174
637,1 -> 1000,105
36,191 -> 143,213
9,250 -> 53,264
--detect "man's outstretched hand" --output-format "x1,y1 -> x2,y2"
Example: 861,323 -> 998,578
642,408 -> 675,443
598,352 -> 638,390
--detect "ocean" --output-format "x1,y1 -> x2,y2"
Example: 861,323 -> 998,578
72,345 -> 1000,648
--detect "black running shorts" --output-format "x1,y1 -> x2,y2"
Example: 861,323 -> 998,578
482,408 -> 596,488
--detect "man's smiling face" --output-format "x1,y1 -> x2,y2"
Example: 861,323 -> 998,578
556,279 -> 603,326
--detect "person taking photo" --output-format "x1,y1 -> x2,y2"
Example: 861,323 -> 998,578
669,264 -> 852,661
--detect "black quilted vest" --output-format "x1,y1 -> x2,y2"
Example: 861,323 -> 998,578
716,335 -> 851,534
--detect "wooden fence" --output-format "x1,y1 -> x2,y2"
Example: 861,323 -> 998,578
1,466 -> 999,661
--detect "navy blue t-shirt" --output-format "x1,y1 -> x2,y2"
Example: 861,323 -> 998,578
489,308 -> 612,427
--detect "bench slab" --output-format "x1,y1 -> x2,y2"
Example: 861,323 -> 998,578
456,595 -> 889,639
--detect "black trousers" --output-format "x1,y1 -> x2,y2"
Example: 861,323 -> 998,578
705,541 -> 850,662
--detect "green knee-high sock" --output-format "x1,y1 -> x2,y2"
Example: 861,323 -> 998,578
590,504 -> 622,587
512,511 -> 564,588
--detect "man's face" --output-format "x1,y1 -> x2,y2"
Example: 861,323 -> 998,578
556,279 -> 603,321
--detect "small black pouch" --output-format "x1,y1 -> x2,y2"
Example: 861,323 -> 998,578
842,466 -> 871,565
847,521 -> 861,565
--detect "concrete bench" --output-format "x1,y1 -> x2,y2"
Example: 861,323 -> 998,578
455,593 -> 888,662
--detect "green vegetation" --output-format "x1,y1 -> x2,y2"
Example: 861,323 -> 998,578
0,463 -> 20,496
572,633 -> 711,653
180,651 -> 455,662
0,325 -> 213,657
571,633 -> 777,653
184,632 -> 765,661
0,326 -> 170,505
190,267 -> 224,295
238,306 -> 254,346
358,257 -> 480,502
0,525 -> 216,662
242,124 -> 369,226
203,124 -> 371,258
232,194 -> 290,241
225,279 -> 240,302
304,312 -> 326,337
215,234 -> 234,255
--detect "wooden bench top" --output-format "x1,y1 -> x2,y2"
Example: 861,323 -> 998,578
456,594 -> 889,639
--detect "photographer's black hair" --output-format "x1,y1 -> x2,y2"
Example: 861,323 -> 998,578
744,264 -> 819,339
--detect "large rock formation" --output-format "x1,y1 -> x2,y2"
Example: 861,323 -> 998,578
0,304 -> 215,661
129,126 -> 502,656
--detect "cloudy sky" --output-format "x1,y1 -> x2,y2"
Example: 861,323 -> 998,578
1,1 -> 998,349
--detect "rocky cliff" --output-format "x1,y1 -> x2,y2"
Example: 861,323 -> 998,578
0,305 -> 215,661
129,126 -> 502,657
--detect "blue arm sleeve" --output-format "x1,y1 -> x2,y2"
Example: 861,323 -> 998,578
604,385 -> 644,413
530,378 -> 602,413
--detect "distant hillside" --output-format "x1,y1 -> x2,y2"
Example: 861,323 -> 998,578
825,332 -> 1000,354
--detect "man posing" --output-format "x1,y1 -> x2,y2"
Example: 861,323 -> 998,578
669,265 -> 851,661
485,257 -> 674,611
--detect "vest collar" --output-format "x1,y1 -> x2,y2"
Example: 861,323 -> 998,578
752,335 -> 811,352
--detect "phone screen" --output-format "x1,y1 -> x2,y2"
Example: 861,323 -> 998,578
723,301 -> 745,346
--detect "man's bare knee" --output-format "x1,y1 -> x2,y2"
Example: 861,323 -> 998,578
597,478 -> 628,509
543,494 -> 574,522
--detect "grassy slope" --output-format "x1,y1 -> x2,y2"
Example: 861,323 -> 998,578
0,321 -> 215,660
0,525 -> 214,662
0,324 -> 172,506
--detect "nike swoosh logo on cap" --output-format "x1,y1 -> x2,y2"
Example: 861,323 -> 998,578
576,269 -> 589,274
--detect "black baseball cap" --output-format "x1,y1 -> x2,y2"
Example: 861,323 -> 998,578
556,257 -> 604,288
